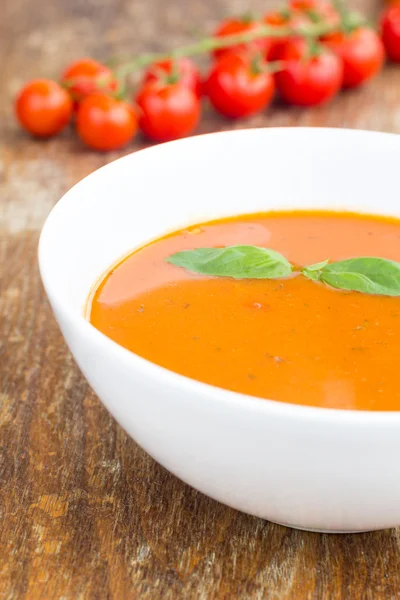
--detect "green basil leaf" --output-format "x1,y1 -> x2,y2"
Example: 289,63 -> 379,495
302,260 -> 329,281
166,245 -> 292,279
303,257 -> 400,296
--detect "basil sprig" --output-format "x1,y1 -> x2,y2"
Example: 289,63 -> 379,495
166,245 -> 292,279
302,257 -> 400,296
167,246 -> 400,297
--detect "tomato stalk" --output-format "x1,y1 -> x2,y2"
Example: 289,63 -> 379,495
250,54 -> 265,75
114,78 -> 128,101
305,8 -> 326,24
61,7 -> 365,96
165,59 -> 181,84
114,14 -> 365,79
266,60 -> 286,73
306,36 -> 323,57
241,11 -> 257,25
331,0 -> 361,33
61,74 -> 116,94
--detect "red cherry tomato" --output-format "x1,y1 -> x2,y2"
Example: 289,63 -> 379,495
15,79 -> 73,138
324,28 -> 385,88
265,2 -> 339,61
206,53 -> 275,119
136,81 -> 201,142
289,0 -> 339,25
264,10 -> 291,26
275,39 -> 343,106
264,10 -> 309,60
381,4 -> 400,62
290,0 -> 318,9
61,58 -> 118,106
143,58 -> 202,97
76,94 -> 137,151
213,17 -> 271,60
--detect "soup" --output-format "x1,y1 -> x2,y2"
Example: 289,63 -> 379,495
89,211 -> 400,411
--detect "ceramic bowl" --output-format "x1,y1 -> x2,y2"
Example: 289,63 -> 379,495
39,128 -> 400,533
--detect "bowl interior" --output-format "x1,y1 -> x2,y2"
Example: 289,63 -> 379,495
39,128 -> 400,315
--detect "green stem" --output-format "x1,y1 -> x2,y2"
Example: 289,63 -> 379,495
166,58 -> 181,84
331,0 -> 356,33
266,60 -> 285,74
305,8 -> 324,24
114,77 -> 128,100
306,36 -> 322,58
114,16 -> 363,79
241,11 -> 256,24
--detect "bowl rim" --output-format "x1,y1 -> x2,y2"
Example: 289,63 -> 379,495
38,126 -> 400,424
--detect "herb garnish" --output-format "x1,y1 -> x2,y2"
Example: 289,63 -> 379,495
302,257 -> 400,296
166,246 -> 400,297
167,245 -> 292,279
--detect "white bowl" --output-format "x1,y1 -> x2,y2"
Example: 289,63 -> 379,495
39,128 -> 400,533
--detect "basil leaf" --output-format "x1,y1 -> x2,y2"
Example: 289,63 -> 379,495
302,260 -> 329,281
166,245 -> 292,279
303,257 -> 400,296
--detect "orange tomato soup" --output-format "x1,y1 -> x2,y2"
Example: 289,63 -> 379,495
89,211 -> 400,410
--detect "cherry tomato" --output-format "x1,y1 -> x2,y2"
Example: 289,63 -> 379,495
213,17 -> 271,60
381,4 -> 400,62
290,0 -> 318,9
15,79 -> 73,138
264,10 -> 309,60
76,94 -> 137,151
264,9 -> 292,26
136,82 -> 200,142
206,53 -> 275,119
324,28 -> 385,88
143,57 -> 202,97
61,58 -> 117,106
275,39 -> 343,106
289,0 -> 339,25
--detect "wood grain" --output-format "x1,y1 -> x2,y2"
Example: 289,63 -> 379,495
1,0 -> 400,598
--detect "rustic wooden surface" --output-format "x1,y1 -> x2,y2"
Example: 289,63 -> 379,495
1,0 -> 400,598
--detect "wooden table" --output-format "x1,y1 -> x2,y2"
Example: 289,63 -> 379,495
1,0 -> 400,597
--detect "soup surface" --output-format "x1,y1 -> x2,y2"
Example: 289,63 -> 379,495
89,211 -> 400,410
